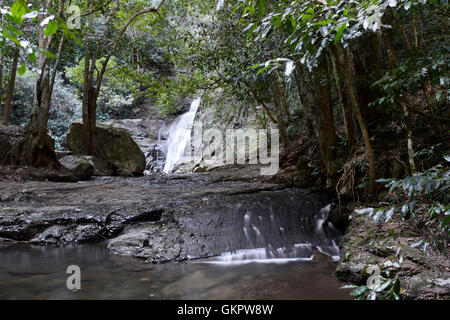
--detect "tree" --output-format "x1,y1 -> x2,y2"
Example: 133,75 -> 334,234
2,47 -> 19,125
11,0 -> 71,167
80,0 -> 166,156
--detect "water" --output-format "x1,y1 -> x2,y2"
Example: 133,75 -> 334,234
0,243 -> 351,300
163,98 -> 201,173
185,192 -> 343,264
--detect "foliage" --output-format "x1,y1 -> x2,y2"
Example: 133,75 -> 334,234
239,0 -> 434,72
371,49 -> 449,112
342,277 -> 401,300
357,157 -> 450,255
11,71 -> 82,149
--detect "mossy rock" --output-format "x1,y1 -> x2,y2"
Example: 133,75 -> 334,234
66,122 -> 145,176
60,155 -> 94,181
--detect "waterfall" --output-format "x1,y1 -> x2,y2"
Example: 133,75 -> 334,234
163,98 -> 201,173
199,199 -> 342,265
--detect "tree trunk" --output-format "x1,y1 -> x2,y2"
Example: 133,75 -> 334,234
12,1 -> 66,168
13,47 -> 58,167
293,65 -> 315,140
335,44 -> 377,199
314,58 -> 339,186
389,7 -> 413,53
0,56 -> 3,123
329,49 -> 355,153
276,72 -> 293,122
271,80 -> 290,152
3,48 -> 20,125
382,29 -> 417,175
82,0 -> 100,156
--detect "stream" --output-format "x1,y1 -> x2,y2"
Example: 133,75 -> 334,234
0,100 -> 352,300
0,243 -> 350,300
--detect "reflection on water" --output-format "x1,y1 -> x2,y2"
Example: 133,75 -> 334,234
0,243 -> 350,300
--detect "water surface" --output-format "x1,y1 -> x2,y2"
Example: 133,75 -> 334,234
0,243 -> 351,300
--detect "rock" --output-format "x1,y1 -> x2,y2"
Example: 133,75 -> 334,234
66,122 -> 146,176
80,156 -> 114,176
60,156 -> 94,181
0,175 -> 334,264
0,125 -> 26,165
312,251 -> 333,264
55,150 -> 72,160
145,144 -> 166,172
193,165 -> 207,173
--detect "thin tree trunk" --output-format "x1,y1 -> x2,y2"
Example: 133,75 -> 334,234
271,81 -> 290,152
3,48 -> 20,125
389,7 -> 413,53
335,44 -> 377,199
329,49 -> 355,153
244,81 -> 278,124
293,64 -> 315,139
413,14 -> 418,49
314,58 -> 338,186
382,29 -> 417,174
0,56 -> 3,123
276,72 -> 293,122
82,0 -> 99,156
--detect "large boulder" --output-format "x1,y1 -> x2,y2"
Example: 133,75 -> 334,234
66,122 -> 146,176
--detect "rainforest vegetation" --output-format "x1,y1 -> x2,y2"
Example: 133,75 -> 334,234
0,0 -> 448,300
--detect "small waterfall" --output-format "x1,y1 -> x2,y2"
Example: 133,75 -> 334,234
199,197 -> 342,265
163,98 -> 201,173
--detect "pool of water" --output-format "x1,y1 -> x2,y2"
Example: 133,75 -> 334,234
0,243 -> 351,300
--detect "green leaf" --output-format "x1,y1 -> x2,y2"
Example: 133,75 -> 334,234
17,63 -> 26,75
334,23 -> 347,44
11,0 -> 27,21
350,285 -> 368,296
341,285 -> 358,289
44,20 -> 59,37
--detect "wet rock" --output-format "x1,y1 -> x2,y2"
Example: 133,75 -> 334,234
312,251 -> 333,264
67,122 -> 146,176
30,224 -> 102,245
108,221 -> 183,263
0,171 -> 336,264
60,156 -> 94,181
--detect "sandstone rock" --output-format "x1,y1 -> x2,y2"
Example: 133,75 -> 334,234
66,122 -> 146,176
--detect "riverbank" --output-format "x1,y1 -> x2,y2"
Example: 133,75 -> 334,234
336,205 -> 450,300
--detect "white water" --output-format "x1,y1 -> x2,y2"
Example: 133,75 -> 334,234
163,98 -> 201,173
198,203 -> 341,265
